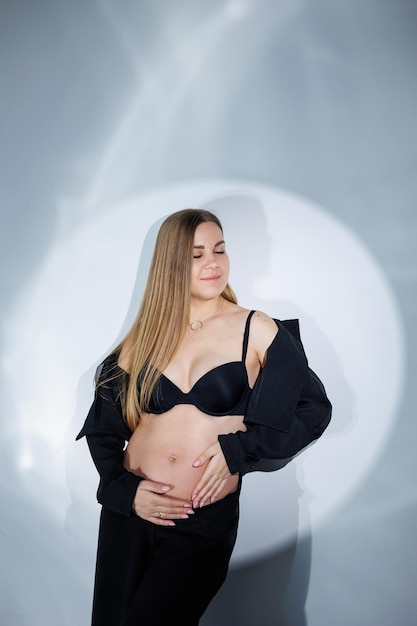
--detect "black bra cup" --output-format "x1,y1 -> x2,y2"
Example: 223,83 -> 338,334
147,361 -> 251,416
146,310 -> 256,417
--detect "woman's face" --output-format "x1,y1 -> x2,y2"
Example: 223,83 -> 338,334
190,221 -> 230,301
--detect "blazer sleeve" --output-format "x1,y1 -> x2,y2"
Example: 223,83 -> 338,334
76,359 -> 143,517
218,319 -> 332,474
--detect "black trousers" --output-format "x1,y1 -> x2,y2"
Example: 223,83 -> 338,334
91,487 -> 240,626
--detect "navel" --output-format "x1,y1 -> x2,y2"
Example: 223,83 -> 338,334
168,455 -> 177,463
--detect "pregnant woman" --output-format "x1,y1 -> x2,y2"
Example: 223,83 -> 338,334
77,208 -> 331,625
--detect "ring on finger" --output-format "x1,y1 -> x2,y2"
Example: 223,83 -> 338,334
156,511 -> 162,519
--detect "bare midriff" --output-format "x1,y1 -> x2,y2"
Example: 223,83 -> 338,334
123,404 -> 247,501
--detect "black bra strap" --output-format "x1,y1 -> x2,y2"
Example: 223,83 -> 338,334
242,310 -> 256,362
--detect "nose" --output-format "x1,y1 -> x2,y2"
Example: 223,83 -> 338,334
205,254 -> 219,268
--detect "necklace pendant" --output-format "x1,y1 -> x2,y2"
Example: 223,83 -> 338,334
190,320 -> 203,331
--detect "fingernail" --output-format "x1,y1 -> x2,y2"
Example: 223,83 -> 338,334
210,496 -> 216,503
200,500 -> 206,507
168,521 -> 175,526
180,514 -> 189,519
161,485 -> 170,492
186,510 -> 195,515
193,460 -> 202,467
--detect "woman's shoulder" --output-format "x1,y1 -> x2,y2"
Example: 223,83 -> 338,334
223,304 -> 278,345
225,304 -> 278,331
243,309 -> 278,364
225,307 -> 279,364
248,309 -> 279,341
249,309 -> 277,326
225,303 -> 273,322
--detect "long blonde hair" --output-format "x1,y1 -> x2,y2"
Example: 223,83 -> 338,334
107,208 -> 237,432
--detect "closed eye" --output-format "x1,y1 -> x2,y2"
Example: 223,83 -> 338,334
193,251 -> 225,258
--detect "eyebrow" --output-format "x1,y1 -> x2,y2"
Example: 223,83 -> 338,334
193,240 -> 225,249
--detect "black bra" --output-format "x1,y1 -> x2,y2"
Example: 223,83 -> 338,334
145,310 -> 256,416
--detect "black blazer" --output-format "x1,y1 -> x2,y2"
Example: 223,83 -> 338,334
218,319 -> 332,473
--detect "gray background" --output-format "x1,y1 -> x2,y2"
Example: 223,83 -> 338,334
1,1 -> 416,625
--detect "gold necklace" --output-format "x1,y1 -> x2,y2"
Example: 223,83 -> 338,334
189,298 -> 224,331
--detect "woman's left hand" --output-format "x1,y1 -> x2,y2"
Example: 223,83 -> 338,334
191,441 -> 232,507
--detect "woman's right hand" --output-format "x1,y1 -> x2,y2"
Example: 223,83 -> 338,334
132,480 -> 194,526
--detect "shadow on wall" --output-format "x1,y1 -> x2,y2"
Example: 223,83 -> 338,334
202,535 -> 312,626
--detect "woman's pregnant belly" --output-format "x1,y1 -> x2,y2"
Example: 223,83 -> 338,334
123,404 -> 246,501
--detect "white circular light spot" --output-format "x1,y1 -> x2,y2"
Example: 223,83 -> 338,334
3,178 -> 404,565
